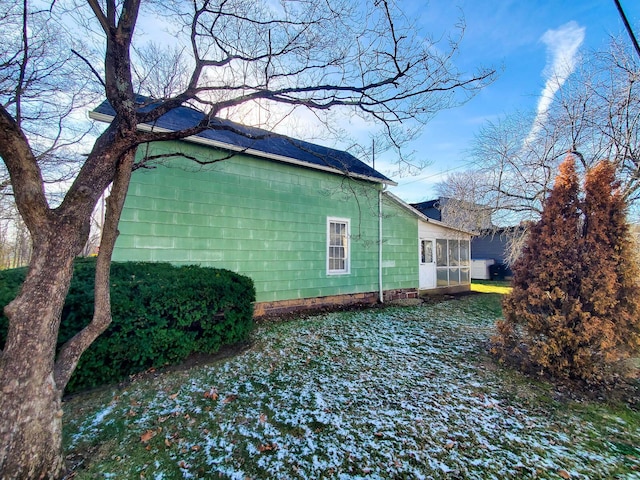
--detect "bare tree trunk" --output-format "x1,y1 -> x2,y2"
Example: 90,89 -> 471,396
55,150 -> 136,389
0,235 -> 81,478
0,149 -> 134,478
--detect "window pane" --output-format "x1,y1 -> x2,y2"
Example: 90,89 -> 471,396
330,257 -> 344,270
449,240 -> 459,266
421,240 -> 433,264
460,268 -> 470,284
450,268 -> 460,285
436,268 -> 449,286
330,229 -> 340,246
425,241 -> 433,263
330,247 -> 344,262
436,239 -> 448,266
460,240 -> 470,265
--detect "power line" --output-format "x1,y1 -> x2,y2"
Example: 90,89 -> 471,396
614,0 -> 640,59
397,164 -> 466,186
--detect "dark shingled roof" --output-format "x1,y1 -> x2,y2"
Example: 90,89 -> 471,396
410,199 -> 442,221
92,99 -> 394,185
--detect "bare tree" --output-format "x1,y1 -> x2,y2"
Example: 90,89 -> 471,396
466,110 -> 563,221
442,37 -> 640,235
434,36 -> 640,268
0,0 -> 494,476
434,170 -> 530,267
434,171 -> 499,230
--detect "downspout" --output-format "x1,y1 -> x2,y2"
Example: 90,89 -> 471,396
378,185 -> 385,303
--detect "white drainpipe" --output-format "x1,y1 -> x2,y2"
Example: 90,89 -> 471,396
379,186 -> 384,303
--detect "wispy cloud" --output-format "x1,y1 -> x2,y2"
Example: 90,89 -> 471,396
525,21 -> 585,146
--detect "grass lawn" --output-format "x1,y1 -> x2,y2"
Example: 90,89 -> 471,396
63,293 -> 639,479
471,280 -> 513,295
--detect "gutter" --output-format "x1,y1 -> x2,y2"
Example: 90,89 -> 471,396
378,185 -> 385,303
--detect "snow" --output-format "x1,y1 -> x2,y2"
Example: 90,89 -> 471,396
68,401 -> 116,448
66,297 -> 639,478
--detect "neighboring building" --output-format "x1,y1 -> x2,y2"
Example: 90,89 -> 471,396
471,226 -> 525,266
91,101 -> 471,316
470,226 -> 526,280
412,197 -> 516,280
411,197 -> 493,233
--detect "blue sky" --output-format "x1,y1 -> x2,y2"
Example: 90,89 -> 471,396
382,0 -> 640,203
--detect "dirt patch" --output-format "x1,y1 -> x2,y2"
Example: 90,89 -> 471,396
155,341 -> 253,374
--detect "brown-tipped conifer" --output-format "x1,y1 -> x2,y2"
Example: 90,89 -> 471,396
493,155 -> 640,385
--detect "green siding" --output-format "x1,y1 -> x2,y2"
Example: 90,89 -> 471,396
382,198 -> 419,289
114,141 -> 419,302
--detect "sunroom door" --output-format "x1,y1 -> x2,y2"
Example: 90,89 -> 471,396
419,238 -> 436,289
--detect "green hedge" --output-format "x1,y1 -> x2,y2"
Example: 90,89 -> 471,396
0,259 -> 255,392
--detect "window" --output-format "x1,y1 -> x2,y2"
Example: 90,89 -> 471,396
420,240 -> 433,264
435,238 -> 470,286
436,239 -> 448,266
327,218 -> 350,274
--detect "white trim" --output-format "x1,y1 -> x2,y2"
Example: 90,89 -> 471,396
419,237 -> 437,289
89,111 -> 397,186
326,217 -> 351,275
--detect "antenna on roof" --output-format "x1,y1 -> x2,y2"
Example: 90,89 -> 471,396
372,139 -> 375,171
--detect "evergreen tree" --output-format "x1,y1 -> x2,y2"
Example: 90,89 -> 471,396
493,155 -> 640,384
578,161 -> 640,380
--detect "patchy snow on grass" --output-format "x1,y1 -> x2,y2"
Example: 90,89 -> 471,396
65,296 -> 640,479
67,401 -> 117,448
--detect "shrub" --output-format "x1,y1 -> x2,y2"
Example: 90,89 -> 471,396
493,156 -> 640,385
1,259 -> 255,392
0,265 -> 28,344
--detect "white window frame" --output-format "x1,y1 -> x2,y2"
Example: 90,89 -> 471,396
327,217 -> 350,275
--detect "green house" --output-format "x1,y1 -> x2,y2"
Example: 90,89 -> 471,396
91,101 -> 471,316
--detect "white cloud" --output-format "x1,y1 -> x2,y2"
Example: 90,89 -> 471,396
525,21 -> 585,145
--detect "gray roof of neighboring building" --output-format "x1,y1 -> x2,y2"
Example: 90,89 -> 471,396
91,99 -> 395,185
385,191 -> 474,236
410,199 -> 442,221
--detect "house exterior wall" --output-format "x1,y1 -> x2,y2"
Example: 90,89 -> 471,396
113,141 -> 419,307
471,228 -> 523,279
471,234 -> 509,263
417,219 -> 466,239
381,196 -> 419,291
